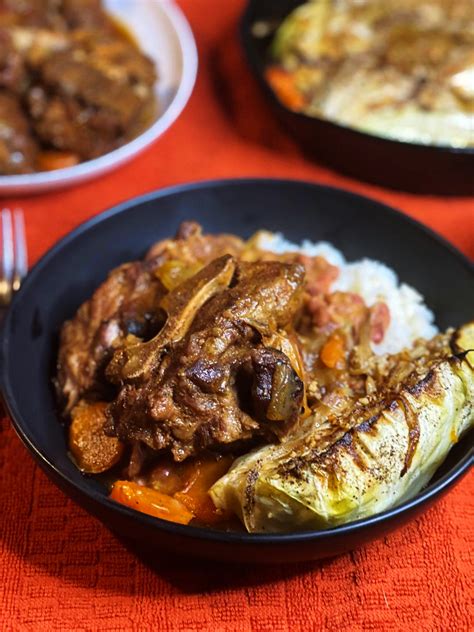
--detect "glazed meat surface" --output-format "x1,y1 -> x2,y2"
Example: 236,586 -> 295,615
106,255 -> 306,460
57,222 -> 396,467
57,224 -> 247,414
0,1 -> 61,29
56,260 -> 168,414
0,29 -> 28,92
146,221 -> 245,271
0,91 -> 37,173
0,0 -> 106,30
28,31 -> 156,159
61,0 -> 108,30
0,0 -> 157,171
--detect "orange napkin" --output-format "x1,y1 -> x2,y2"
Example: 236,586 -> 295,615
0,1 -> 472,629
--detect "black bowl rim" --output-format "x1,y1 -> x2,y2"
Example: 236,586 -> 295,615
2,177 -> 473,545
241,0 -> 474,157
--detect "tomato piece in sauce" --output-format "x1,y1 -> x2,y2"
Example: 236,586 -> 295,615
148,455 -> 234,526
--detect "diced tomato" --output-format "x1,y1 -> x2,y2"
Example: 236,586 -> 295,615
298,255 -> 340,295
173,456 -> 234,525
148,458 -> 200,496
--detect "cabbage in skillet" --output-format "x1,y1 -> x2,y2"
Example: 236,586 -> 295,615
269,0 -> 474,148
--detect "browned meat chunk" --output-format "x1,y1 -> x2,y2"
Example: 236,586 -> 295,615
0,29 -> 27,92
0,1 -> 62,29
147,221 -> 245,289
0,91 -> 37,173
106,255 -> 306,461
0,1 -> 158,172
27,32 -> 156,158
28,89 -> 123,159
73,29 -> 156,87
56,260 -> 168,414
149,221 -> 245,262
0,0 -> 106,30
56,223 -> 247,413
61,0 -> 108,30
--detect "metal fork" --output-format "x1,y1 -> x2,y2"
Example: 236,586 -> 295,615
0,208 -> 28,308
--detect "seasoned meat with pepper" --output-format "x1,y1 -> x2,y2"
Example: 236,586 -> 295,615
0,91 -> 37,173
106,255 -> 306,461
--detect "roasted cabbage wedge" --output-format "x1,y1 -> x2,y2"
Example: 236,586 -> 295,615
269,0 -> 474,148
210,323 -> 474,533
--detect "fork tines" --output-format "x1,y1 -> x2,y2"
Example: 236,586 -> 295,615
0,208 -> 27,306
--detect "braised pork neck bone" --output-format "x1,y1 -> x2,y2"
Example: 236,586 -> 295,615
56,260 -> 167,414
106,255 -> 306,461
107,255 -> 237,382
56,223 -> 246,415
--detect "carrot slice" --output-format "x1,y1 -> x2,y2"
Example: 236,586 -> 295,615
110,481 -> 193,525
69,401 -> 124,474
265,66 -> 306,111
320,332 -> 346,369
37,151 -> 80,172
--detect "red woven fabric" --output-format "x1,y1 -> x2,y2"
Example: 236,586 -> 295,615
1,2 -> 473,630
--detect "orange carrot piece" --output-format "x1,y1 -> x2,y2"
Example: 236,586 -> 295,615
69,401 -> 124,474
37,151 -> 80,172
265,66 -> 305,111
320,332 -> 346,369
110,481 -> 193,525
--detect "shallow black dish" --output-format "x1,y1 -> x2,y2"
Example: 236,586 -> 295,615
1,179 -> 473,564
241,0 -> 474,195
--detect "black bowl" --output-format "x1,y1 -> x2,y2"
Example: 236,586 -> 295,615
241,1 -> 474,195
1,179 -> 473,564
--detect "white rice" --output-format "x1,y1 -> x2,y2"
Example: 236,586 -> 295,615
255,231 -> 438,355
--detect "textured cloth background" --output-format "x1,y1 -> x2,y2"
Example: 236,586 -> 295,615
0,1 -> 473,630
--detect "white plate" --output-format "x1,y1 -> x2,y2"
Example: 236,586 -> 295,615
0,0 -> 198,196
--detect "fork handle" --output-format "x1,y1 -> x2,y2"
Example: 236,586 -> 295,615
0,311 -> 5,414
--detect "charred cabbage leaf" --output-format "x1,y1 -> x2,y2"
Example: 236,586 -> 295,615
210,323 -> 474,532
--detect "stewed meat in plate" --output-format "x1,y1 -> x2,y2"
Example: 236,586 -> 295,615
0,0 -> 157,174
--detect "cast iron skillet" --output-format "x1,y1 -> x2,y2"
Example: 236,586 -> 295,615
241,0 -> 474,195
1,179 -> 473,564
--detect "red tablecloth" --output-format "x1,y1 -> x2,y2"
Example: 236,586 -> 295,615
1,1 -> 473,630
